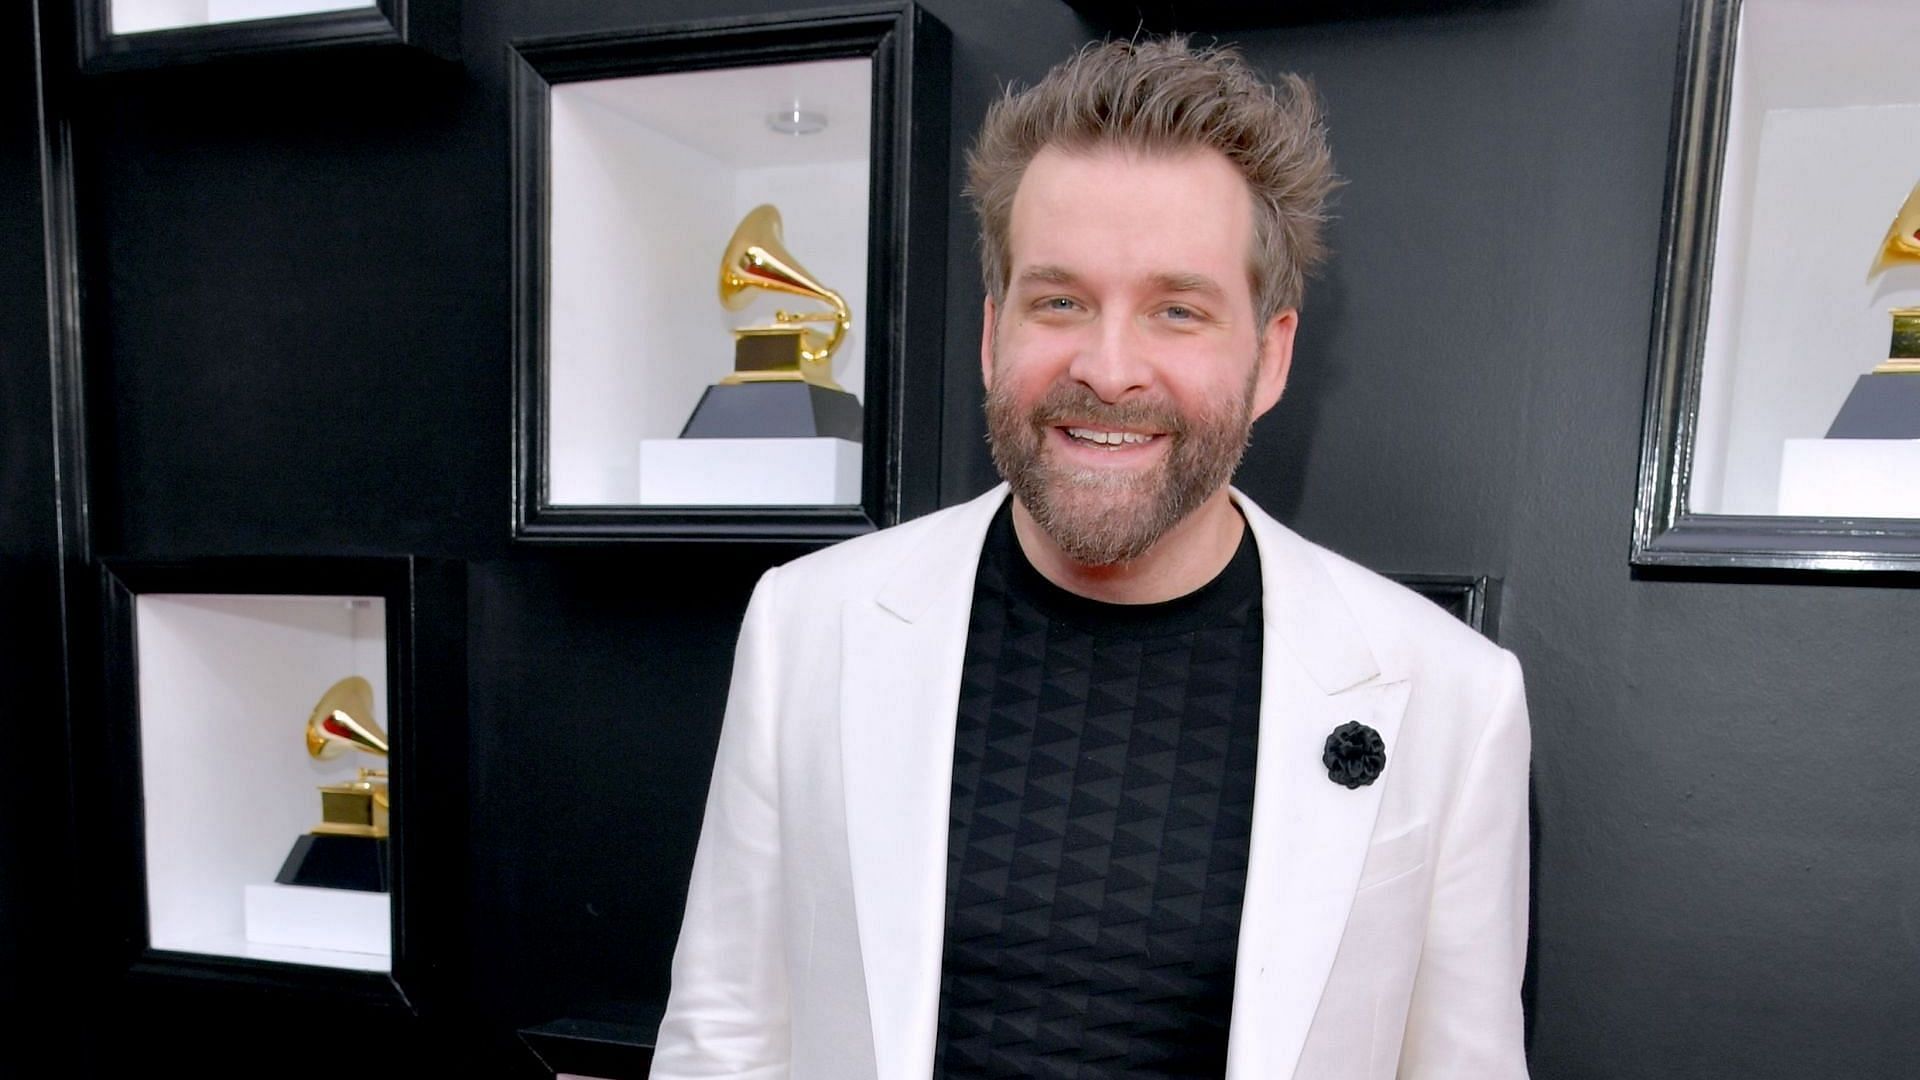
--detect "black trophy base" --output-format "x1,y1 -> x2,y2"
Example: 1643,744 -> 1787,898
678,381 -> 863,442
275,833 -> 391,893
1826,374 -> 1920,438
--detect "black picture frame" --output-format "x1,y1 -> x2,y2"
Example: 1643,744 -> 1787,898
76,0 -> 458,75
1634,0 -> 1920,574
509,3 -> 951,544
86,555 -> 465,1015
1390,573 -> 1497,638
518,1013 -> 660,1080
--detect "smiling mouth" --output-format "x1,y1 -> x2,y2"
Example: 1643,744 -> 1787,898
1061,426 -> 1162,448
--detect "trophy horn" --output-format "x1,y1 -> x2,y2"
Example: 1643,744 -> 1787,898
305,676 -> 389,760
1872,179 -> 1920,278
718,204 -> 853,368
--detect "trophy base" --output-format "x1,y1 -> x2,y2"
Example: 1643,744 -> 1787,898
678,381 -> 863,442
275,833 -> 390,893
1826,374 -> 1920,438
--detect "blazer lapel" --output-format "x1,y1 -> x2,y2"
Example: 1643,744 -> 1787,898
840,486 -> 1009,1080
1227,494 -> 1411,1080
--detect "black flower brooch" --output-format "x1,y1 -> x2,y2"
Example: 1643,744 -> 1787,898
1323,721 -> 1387,789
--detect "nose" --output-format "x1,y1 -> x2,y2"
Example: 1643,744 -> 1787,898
1065,313 -> 1152,403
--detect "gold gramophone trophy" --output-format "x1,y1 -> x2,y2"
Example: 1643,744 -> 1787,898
676,204 -> 864,442
272,676 -> 392,893
1825,180 -> 1920,438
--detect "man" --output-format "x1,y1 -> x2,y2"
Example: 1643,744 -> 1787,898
651,36 -> 1530,1080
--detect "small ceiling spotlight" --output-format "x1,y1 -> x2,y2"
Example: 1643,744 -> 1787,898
766,104 -> 828,135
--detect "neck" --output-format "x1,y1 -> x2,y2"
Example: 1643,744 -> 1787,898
1010,487 -> 1246,604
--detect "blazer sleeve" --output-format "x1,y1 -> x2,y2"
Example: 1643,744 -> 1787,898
650,567 -> 792,1080
1398,648 -> 1532,1079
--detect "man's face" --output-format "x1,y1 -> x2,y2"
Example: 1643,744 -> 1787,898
982,145 -> 1296,566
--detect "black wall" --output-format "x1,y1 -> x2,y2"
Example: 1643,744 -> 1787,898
2,7 -> 67,1080
7,0 -> 1918,1077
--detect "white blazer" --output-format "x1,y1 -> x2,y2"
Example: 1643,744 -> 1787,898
650,485 -> 1531,1080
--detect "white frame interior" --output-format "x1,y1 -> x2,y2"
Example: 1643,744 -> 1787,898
109,0 -> 374,35
135,593 -> 391,972
1689,0 -> 1920,516
545,56 -> 873,507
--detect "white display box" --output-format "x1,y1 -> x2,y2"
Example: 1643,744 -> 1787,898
244,882 -> 390,959
544,57 -> 872,507
1686,0 -> 1920,516
110,0 -> 374,35
1777,438 -> 1920,517
135,592 -> 391,973
636,436 -> 861,506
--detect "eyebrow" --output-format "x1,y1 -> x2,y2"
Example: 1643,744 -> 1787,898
1014,264 -> 1079,289
1013,264 -> 1228,301
1148,271 -> 1228,300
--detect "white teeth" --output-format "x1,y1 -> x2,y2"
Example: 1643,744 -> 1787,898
1066,427 -> 1154,446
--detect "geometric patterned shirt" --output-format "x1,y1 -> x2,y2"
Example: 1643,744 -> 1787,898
933,503 -> 1264,1078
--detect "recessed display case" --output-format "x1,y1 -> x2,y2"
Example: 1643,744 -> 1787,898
136,591 -> 393,970
78,0 -> 458,73
1635,0 -> 1920,573
91,556 -> 463,1009
510,4 -> 950,542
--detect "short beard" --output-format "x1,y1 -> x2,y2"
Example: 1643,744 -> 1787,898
984,357 -> 1257,568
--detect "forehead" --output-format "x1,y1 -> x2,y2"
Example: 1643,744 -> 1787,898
1007,145 -> 1256,288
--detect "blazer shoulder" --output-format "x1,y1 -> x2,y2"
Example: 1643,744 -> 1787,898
1316,545 -> 1504,666
1236,492 -> 1502,668
1303,542 -> 1527,756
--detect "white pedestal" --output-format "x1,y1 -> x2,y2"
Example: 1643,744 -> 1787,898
1777,439 -> 1920,517
637,437 -> 861,506
244,882 -> 391,957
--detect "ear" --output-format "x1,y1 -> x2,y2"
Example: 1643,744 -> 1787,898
980,294 -> 999,391
1250,308 -> 1297,420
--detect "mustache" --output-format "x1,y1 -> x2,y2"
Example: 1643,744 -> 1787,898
1021,383 -> 1186,434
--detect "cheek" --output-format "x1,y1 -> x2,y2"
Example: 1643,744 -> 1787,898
1155,349 -> 1235,393
1002,314 -> 1071,354
1166,366 -> 1259,421
992,329 -> 1074,388
989,368 -> 1051,415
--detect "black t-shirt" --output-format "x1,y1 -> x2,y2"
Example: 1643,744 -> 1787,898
933,504 -> 1265,1079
